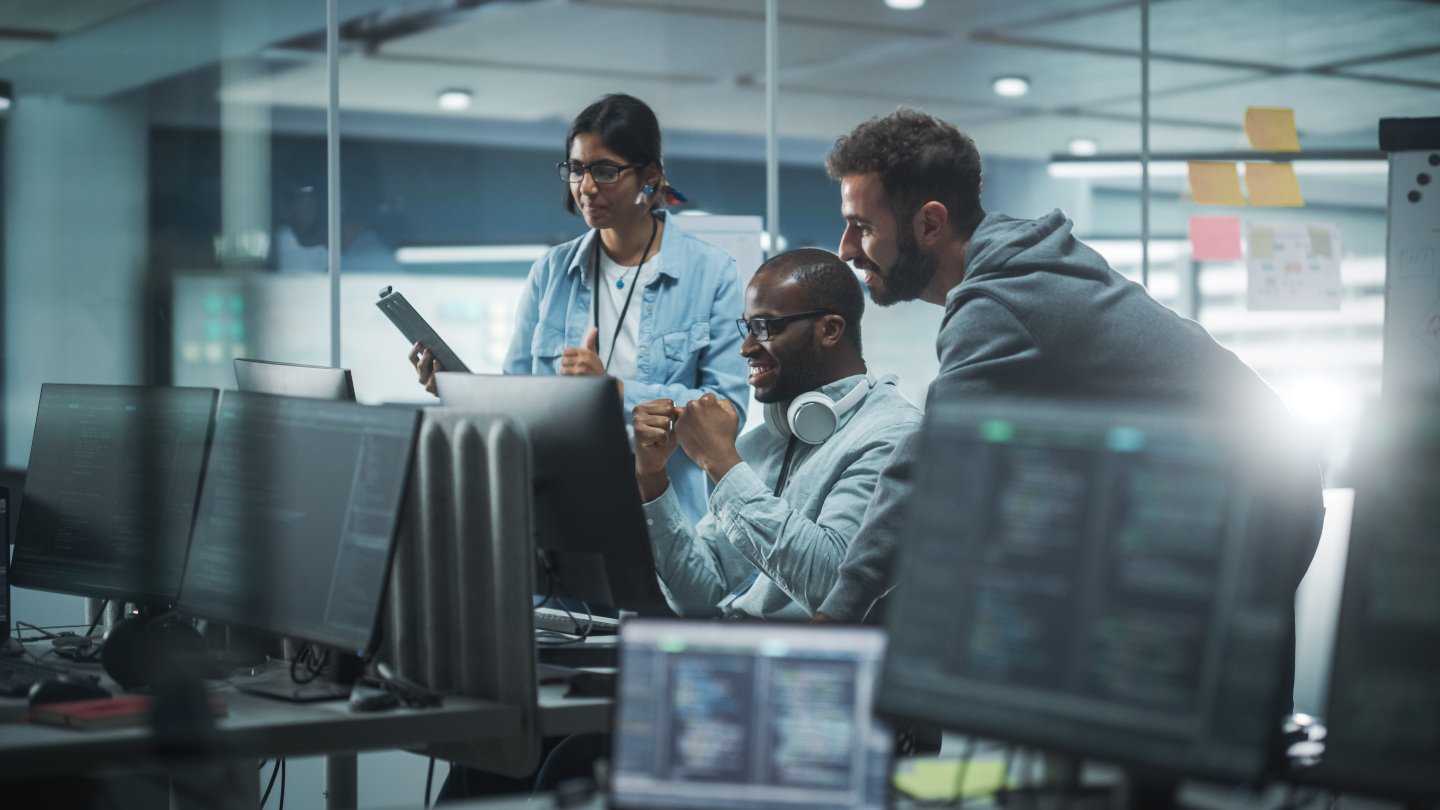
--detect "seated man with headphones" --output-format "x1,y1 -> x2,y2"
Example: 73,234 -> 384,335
633,247 -> 922,620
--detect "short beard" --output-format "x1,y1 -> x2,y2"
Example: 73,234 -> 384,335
872,224 -> 937,306
759,336 -> 823,405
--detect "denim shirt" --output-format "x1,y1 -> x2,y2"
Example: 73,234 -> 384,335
642,374 -> 922,621
504,211 -> 749,523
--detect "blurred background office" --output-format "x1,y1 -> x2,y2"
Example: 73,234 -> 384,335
1,0 -> 1435,806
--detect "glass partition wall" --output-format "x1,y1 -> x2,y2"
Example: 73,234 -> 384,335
1,0 -> 1435,802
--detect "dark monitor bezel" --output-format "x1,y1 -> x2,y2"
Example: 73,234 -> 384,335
176,391 -> 419,656
1313,401 -> 1440,802
435,372 -> 671,616
1,486 -> 9,645
875,398 -> 1297,786
9,384 -> 218,606
233,358 -> 356,402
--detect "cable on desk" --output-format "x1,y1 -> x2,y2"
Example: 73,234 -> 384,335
425,757 -> 436,808
290,645 -> 328,684
952,735 -> 975,809
261,758 -> 282,808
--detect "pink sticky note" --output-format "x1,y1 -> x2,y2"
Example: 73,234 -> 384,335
1189,215 -> 1243,261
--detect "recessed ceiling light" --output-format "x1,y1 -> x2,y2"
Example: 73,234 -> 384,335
885,0 -> 925,9
1068,137 -> 1099,157
991,75 -> 1030,98
437,89 -> 473,111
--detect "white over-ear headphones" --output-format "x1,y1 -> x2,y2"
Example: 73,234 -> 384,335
764,373 -> 896,445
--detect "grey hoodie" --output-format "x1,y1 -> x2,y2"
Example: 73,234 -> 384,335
818,209 -> 1321,622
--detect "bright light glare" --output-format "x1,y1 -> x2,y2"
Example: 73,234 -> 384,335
885,0 -> 925,8
991,76 -> 1030,98
396,245 -> 548,264
1279,378 -> 1359,426
437,89 -> 473,111
1068,137 -> 1099,157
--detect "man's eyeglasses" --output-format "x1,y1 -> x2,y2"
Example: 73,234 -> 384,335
735,310 -> 839,342
557,160 -> 644,184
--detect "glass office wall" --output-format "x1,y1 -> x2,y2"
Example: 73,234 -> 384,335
4,2 -> 1432,509
0,1 -> 331,466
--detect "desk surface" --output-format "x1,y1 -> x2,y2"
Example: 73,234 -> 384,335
0,662 -> 611,781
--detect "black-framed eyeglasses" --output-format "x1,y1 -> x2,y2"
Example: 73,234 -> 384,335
557,160 -> 645,184
735,310 -> 839,342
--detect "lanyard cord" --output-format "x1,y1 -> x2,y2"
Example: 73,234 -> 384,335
591,214 -> 659,372
773,435 -> 800,497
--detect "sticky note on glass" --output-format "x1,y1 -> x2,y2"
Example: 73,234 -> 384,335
1188,162 -> 1245,206
1249,224 -> 1276,259
1245,107 -> 1301,152
1246,162 -> 1305,207
1189,215 -> 1243,261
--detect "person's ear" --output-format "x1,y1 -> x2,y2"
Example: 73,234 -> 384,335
913,201 -> 950,247
815,314 -> 846,349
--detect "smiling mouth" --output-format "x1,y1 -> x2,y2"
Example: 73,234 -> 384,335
748,361 -> 777,387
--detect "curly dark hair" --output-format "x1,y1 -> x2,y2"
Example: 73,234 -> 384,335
755,248 -> 865,352
825,108 -> 985,239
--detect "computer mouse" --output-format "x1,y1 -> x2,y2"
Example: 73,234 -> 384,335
27,676 -> 113,707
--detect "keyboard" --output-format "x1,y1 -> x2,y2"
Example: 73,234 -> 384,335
533,607 -> 620,636
0,656 -> 100,698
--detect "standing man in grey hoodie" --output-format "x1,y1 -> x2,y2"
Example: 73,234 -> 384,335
815,108 -> 1322,625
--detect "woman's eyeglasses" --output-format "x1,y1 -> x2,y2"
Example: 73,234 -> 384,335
735,310 -> 839,342
557,161 -> 644,184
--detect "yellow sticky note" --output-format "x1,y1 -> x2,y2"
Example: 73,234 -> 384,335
1245,107 -> 1301,152
1245,162 -> 1305,207
1188,162 -> 1246,206
1307,225 -> 1333,258
1250,225 -> 1276,259
893,758 -> 1009,801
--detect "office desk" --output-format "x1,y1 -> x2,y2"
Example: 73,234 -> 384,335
0,669 -> 612,808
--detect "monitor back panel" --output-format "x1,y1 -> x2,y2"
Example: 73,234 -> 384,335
610,619 -> 892,810
877,399 -> 1295,783
1318,402 -> 1440,802
233,358 -> 356,401
9,384 -> 217,604
435,373 -> 667,614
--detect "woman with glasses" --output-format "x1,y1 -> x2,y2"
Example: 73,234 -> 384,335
412,93 -> 747,524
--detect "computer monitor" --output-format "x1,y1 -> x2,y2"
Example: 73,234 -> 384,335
177,391 -> 419,656
876,399 -> 1297,789
610,619 -> 892,810
234,358 -> 356,401
435,373 -> 670,615
2,487 -> 9,644
9,384 -> 217,605
1316,401 -> 1440,803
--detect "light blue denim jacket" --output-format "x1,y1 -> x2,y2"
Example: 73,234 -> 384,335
504,211 -> 749,524
642,374 -> 922,620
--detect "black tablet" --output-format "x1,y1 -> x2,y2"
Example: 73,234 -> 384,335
375,286 -> 471,374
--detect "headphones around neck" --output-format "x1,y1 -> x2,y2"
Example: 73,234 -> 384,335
764,373 -> 896,445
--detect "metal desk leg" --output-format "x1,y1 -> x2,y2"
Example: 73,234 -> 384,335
325,753 -> 358,810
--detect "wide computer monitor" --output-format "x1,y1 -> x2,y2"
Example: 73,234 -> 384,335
234,358 -> 356,401
610,619 -> 893,810
176,391 -> 419,657
10,384 -> 217,606
876,398 -> 1299,791
1316,401 -> 1439,803
435,372 -> 670,615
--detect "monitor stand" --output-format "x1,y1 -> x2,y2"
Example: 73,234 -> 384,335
236,646 -> 361,702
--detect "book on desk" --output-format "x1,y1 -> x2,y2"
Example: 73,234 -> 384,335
29,694 -> 228,730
